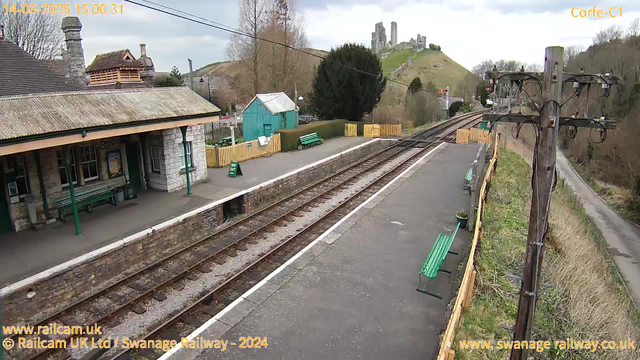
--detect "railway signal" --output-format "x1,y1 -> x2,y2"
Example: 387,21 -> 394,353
484,46 -> 619,360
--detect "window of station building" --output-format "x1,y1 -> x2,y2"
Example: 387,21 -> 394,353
57,150 -> 77,187
6,156 -> 30,199
79,144 -> 99,181
179,142 -> 193,170
150,145 -> 162,173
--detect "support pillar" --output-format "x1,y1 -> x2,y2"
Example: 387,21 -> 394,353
64,146 -> 81,235
180,126 -> 192,196
34,150 -> 51,220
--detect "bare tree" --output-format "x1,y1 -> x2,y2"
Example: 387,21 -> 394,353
261,0 -> 308,95
0,0 -> 64,59
564,44 -> 584,66
627,18 -> 639,39
593,25 -> 623,45
227,0 -> 269,96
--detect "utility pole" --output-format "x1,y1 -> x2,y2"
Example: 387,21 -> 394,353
188,58 -> 194,91
483,46 -> 619,360
510,47 -> 563,360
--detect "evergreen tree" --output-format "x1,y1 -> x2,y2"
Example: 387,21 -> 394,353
312,43 -> 386,121
154,66 -> 183,87
169,66 -> 183,83
407,77 -> 423,96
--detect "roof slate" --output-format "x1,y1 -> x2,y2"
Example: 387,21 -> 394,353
0,87 -> 221,142
0,39 -> 83,97
86,49 -> 143,72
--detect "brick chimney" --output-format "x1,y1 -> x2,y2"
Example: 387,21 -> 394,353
61,17 -> 87,87
138,43 -> 155,86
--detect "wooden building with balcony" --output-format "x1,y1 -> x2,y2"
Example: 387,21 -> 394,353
85,49 -> 150,89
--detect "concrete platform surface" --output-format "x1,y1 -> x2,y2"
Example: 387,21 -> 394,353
172,143 -> 479,360
0,137 -> 371,287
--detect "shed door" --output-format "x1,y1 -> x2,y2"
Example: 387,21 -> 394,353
263,124 -> 273,137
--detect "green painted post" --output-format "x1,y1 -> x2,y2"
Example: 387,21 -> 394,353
180,126 -> 192,196
65,146 -> 82,235
34,150 -> 51,220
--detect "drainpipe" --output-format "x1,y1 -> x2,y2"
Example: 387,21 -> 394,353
180,126 -> 191,196
34,150 -> 51,220
64,146 -> 81,235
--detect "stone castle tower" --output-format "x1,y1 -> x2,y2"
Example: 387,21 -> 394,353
371,22 -> 387,55
390,22 -> 397,47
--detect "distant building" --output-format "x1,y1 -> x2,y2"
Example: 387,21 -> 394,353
390,22 -> 397,47
85,49 -> 150,89
242,93 -> 298,141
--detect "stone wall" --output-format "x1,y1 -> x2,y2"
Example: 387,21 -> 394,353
2,203 -> 224,325
162,125 -> 207,192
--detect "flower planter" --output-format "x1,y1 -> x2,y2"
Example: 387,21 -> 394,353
456,214 -> 469,228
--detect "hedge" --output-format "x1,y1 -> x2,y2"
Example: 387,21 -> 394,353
278,120 -> 370,152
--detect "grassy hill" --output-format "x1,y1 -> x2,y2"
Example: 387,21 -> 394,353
194,48 -> 328,77
381,48 -> 473,97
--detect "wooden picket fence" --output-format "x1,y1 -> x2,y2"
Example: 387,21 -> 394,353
345,123 -> 357,137
437,132 -> 498,360
363,124 -> 401,138
456,129 -> 470,144
456,128 -> 490,144
206,134 -> 281,168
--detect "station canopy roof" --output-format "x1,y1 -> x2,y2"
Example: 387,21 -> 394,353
0,87 -> 220,143
245,92 -> 296,115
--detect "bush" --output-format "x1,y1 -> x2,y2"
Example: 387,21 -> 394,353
278,120 -> 347,151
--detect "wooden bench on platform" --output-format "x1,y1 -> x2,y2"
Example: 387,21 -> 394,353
299,132 -> 323,148
55,185 -> 116,221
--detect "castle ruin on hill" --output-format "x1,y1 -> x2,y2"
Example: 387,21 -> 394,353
370,21 -> 426,55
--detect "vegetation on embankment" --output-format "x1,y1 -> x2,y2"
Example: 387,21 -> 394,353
453,149 -> 639,360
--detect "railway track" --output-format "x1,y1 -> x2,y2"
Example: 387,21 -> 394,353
5,111 -> 483,360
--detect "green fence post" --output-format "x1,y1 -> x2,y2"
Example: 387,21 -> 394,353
65,146 -> 82,235
180,126 -> 192,196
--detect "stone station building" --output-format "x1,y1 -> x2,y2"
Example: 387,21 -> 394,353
0,88 -> 220,233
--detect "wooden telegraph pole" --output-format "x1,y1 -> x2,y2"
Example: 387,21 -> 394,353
510,46 -> 563,360
483,46 -> 619,360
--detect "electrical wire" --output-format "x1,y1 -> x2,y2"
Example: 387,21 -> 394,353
124,0 -> 422,92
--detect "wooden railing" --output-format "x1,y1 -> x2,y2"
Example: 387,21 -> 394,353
206,134 -> 281,168
437,132 -> 499,360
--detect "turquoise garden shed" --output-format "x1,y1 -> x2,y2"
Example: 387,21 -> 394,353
242,92 -> 298,141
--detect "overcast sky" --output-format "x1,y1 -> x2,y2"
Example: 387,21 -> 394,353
69,0 -> 640,73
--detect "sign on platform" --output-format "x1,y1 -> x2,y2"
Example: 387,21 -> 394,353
228,161 -> 243,177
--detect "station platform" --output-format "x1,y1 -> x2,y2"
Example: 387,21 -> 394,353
168,143 -> 479,360
0,137 -> 371,287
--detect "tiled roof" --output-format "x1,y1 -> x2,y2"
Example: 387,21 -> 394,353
0,39 -> 83,97
0,87 -> 221,142
86,49 -> 143,72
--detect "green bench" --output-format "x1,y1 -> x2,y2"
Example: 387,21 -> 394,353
416,223 -> 460,299
299,132 -> 323,148
464,166 -> 473,190
55,185 -> 116,221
